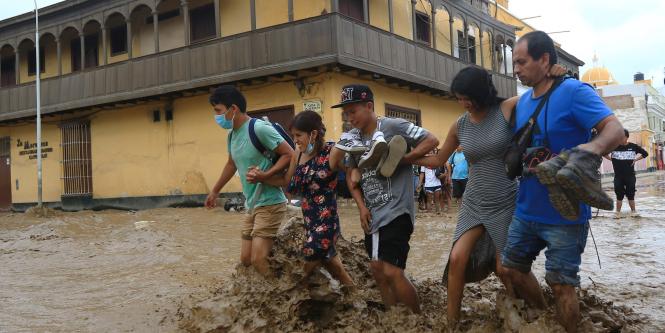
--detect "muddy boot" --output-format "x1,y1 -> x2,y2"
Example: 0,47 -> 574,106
534,150 -> 580,220
555,148 -> 613,210
377,135 -> 407,178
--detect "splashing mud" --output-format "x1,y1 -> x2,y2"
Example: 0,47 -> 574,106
178,215 -> 654,333
1,172 -> 664,332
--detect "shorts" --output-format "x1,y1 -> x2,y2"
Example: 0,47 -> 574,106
241,203 -> 287,240
364,214 -> 413,269
452,179 -> 467,198
614,173 -> 636,201
502,215 -> 589,287
425,185 -> 442,193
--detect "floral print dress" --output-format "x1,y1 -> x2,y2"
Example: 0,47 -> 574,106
287,143 -> 340,261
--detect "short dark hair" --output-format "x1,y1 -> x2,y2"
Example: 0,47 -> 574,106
624,129 -> 630,138
209,85 -> 247,113
519,31 -> 558,66
451,66 -> 499,108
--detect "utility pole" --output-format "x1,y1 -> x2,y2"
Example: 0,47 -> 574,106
34,0 -> 43,208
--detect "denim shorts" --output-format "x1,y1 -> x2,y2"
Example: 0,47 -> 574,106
501,215 -> 589,287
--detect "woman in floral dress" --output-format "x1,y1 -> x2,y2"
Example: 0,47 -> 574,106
249,111 -> 354,286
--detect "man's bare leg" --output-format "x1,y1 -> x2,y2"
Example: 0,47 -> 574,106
240,238 -> 252,266
370,260 -> 396,307
505,268 -> 546,308
383,261 -> 420,313
616,199 -> 623,212
251,237 -> 274,277
551,283 -> 580,333
628,199 -> 636,212
495,252 -> 515,297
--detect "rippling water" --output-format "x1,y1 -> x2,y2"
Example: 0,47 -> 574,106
1,172 -> 663,331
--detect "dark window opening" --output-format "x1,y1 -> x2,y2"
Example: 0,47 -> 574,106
339,0 -> 364,22
71,38 -> 81,72
468,35 -> 476,64
84,34 -> 99,69
457,31 -> 466,61
110,25 -> 128,56
146,9 -> 180,24
153,110 -> 161,122
27,47 -> 45,76
190,4 -> 216,42
415,12 -> 430,45
385,104 -> 421,126
1,55 -> 16,87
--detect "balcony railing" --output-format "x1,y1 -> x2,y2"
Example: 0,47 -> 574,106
0,14 -> 516,121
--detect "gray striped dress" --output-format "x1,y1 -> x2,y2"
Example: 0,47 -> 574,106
443,104 -> 517,283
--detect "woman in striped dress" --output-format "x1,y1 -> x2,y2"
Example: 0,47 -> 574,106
416,67 -> 529,325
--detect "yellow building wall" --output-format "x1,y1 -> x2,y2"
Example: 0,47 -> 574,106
134,17 -> 156,57
221,0 -> 251,37
41,41 -> 58,79
482,31 -> 493,70
2,71 -> 464,203
369,0 -> 390,31
1,123 -> 62,203
435,8 -> 451,55
392,0 -> 413,40
293,0 -> 330,20
60,37 -> 74,74
256,0 -> 289,29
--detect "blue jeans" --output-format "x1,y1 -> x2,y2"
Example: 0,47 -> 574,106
502,215 -> 589,287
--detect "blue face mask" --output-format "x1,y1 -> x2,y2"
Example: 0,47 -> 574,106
215,111 -> 234,129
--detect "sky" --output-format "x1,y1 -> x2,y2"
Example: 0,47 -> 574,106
509,0 -> 665,89
2,0 -> 664,90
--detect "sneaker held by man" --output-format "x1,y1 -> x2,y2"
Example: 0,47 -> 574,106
358,131 -> 388,169
335,132 -> 366,155
377,135 -> 407,178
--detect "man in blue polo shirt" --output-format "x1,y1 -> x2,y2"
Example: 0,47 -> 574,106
501,31 -> 624,333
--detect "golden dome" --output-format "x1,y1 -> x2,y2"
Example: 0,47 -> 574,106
581,53 -> 617,87
582,67 -> 617,87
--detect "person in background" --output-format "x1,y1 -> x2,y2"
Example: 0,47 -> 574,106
604,129 -> 648,218
448,146 -> 469,205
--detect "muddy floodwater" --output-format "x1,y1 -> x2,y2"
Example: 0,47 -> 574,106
1,173 -> 664,332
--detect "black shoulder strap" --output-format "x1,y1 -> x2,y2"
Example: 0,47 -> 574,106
248,118 -> 267,154
527,77 -> 565,127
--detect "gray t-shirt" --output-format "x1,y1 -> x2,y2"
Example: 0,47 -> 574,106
350,117 -> 428,234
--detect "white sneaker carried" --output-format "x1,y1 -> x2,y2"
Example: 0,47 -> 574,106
335,132 -> 366,155
358,131 -> 388,169
377,135 -> 407,178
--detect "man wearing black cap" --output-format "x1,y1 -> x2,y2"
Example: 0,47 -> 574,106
331,84 -> 439,313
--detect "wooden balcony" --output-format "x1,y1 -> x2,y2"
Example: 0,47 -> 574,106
0,13 -> 516,121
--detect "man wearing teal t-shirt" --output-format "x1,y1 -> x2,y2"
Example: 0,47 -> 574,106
205,86 -> 294,277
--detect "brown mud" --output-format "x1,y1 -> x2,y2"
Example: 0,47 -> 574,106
1,172 -> 664,332
178,214 -> 654,333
